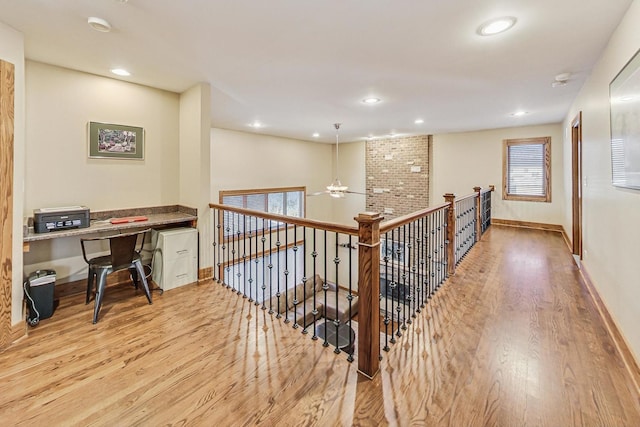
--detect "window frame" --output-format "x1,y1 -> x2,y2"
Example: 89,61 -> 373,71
502,137 -> 551,203
219,186 -> 306,240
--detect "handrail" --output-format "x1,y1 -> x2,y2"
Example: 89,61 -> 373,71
209,202 -> 359,236
380,203 -> 448,234
454,193 -> 477,203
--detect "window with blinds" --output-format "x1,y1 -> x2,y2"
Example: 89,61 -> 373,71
219,187 -> 305,237
503,137 -> 551,202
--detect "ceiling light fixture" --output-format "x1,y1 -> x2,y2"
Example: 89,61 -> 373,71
110,68 -> 130,76
477,16 -> 517,36
248,121 -> 262,128
362,97 -> 381,104
552,72 -> 571,88
414,119 -> 424,124
510,111 -> 528,117
312,132 -> 320,138
88,17 -> 112,33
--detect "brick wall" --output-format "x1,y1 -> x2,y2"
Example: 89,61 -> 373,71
365,134 -> 431,219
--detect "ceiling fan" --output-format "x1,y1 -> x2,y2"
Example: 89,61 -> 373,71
309,123 -> 366,198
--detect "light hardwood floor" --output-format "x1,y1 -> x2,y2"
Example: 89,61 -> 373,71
1,225 -> 639,426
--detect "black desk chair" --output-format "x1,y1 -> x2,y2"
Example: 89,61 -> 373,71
81,229 -> 152,324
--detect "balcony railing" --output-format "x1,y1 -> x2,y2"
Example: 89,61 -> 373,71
209,186 -> 494,378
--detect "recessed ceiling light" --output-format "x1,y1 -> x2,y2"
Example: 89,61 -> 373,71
414,119 -> 424,124
312,132 -> 320,138
110,68 -> 130,76
88,17 -> 112,33
362,97 -> 381,104
477,16 -> 516,36
248,121 -> 262,128
510,111 -> 528,117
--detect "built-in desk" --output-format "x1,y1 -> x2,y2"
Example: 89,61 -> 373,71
23,205 -> 197,250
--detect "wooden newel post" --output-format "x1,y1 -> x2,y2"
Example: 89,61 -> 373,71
474,186 -> 482,243
355,212 -> 383,379
443,193 -> 456,277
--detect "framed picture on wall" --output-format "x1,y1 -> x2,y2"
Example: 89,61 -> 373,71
610,48 -> 640,189
88,121 -> 144,160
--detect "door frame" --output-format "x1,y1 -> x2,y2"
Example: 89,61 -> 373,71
571,112 -> 583,258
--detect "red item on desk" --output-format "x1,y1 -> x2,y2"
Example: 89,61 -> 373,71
110,216 -> 149,224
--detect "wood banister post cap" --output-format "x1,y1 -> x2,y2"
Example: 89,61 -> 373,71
474,186 -> 482,192
443,193 -> 456,202
355,212 -> 384,223
489,185 -> 495,191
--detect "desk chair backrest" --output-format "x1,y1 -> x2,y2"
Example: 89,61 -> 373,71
81,229 -> 149,270
110,232 -> 144,271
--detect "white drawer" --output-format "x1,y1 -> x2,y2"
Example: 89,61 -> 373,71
161,255 -> 197,291
158,228 -> 198,261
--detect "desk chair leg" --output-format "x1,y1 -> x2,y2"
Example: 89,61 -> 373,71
93,269 -> 109,324
129,267 -> 139,289
134,260 -> 152,304
86,267 -> 96,304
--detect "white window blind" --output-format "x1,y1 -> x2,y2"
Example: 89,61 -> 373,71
507,143 -> 545,196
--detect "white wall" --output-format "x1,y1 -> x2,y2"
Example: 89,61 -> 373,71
23,61 -> 181,287
0,21 -> 26,325
563,0 -> 640,361
179,83 -> 212,270
210,128 -> 335,223
24,61 -> 180,212
432,123 -> 565,225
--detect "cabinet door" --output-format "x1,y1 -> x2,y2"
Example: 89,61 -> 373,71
162,255 -> 197,291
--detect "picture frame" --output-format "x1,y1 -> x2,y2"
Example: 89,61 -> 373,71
88,121 -> 144,160
609,48 -> 640,190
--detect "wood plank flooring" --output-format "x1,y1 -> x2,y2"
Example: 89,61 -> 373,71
1,225 -> 639,426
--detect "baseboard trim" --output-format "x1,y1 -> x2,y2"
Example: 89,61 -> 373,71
491,218 -> 564,233
198,267 -> 213,282
579,264 -> 640,395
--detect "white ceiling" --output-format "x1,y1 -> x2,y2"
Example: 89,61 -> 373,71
0,0 -> 633,143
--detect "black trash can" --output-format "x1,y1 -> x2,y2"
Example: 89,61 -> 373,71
25,269 -> 56,326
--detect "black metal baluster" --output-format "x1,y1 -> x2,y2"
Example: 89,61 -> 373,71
224,212 -> 231,288
232,212 -> 238,291
248,215 -> 254,303
261,219 -> 267,310
311,228 -> 318,340
333,231 -> 340,354
293,226 -> 299,328
401,224 -> 408,330
275,224 -> 282,319
302,226 -> 309,334
395,226 -> 403,337
383,231 -> 390,352
347,234 -> 354,362
390,227 -> 397,344
410,220 -> 417,320
322,230 -> 329,347
242,214 -> 247,297
212,208 -> 217,282
283,224 -> 290,323
268,220 -> 274,314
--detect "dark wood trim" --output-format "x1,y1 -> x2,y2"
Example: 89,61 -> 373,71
579,264 -> 640,395
571,112 -> 583,258
444,193 -> 456,276
560,227 -> 572,253
356,212 -> 383,378
0,60 -> 15,351
491,218 -> 564,233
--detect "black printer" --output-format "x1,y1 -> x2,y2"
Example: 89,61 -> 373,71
33,206 -> 90,233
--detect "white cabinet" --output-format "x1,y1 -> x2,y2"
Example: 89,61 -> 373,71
151,228 -> 198,291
